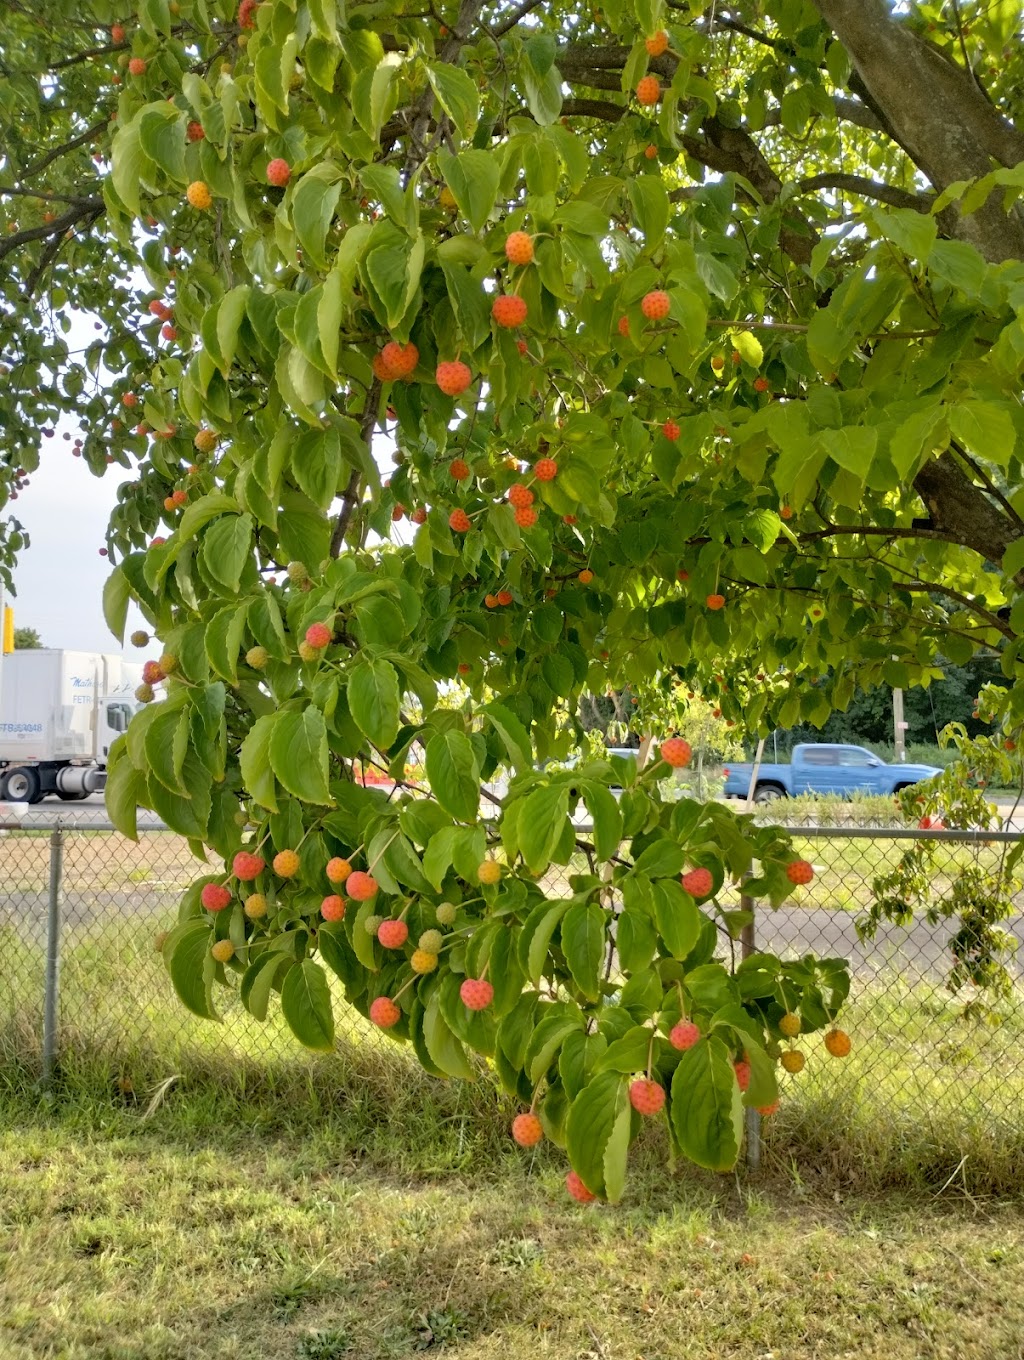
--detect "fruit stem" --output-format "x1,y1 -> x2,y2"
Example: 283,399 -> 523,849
367,831 -> 400,873
392,974 -> 417,1003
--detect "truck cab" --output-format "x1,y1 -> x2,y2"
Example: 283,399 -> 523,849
0,650 -> 143,802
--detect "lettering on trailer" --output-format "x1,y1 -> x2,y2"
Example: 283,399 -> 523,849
0,722 -> 44,734
71,674 -> 97,704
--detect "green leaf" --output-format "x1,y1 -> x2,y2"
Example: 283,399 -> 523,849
670,1035 -> 743,1171
292,165 -> 343,270
581,782 -> 622,862
559,1030 -> 608,1101
281,960 -> 335,1051
738,1038 -> 777,1109
652,879 -> 701,960
628,177 -> 670,249
565,1071 -> 628,1199
525,1007 -> 584,1083
874,207 -> 936,261
143,706 -> 189,794
822,426 -> 877,477
347,658 -> 400,749
424,989 -> 477,1078
426,62 -> 480,140
732,330 -> 764,368
929,239 -> 987,296
603,1092 -> 633,1205
104,742 -> 144,840
437,148 -> 499,233
168,921 -> 219,1021
204,603 -> 247,684
110,118 -> 147,217
202,513 -> 253,592
597,1025 -> 651,1074
240,713 -> 280,812
102,566 -> 130,644
631,840 -> 684,878
423,826 -> 457,891
425,730 -> 479,822
949,401 -> 1016,466
518,784 -> 570,873
361,163 -> 411,233
616,909 -> 657,973
560,903 -> 606,1002
138,103 -> 184,180
522,60 -> 563,125
241,953 -> 293,1021
365,231 -> 424,328
269,708 -> 332,805
520,899 -> 570,988
483,702 -> 532,771
177,492 -> 240,545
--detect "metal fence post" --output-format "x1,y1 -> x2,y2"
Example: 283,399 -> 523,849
740,885 -> 761,1171
42,824 -> 64,1091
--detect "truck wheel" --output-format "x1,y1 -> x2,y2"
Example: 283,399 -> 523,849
1,767 -> 42,803
57,790 -> 90,801
753,784 -> 785,803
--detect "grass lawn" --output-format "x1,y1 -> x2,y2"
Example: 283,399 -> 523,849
4,826 -> 1024,1357
2,1073 -> 1024,1360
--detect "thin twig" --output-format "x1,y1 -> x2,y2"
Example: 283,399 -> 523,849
329,379 -> 381,557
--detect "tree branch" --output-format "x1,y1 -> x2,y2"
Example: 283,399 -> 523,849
330,379 -> 382,558
560,97 -> 626,123
0,202 -> 103,267
812,0 -> 1024,262
795,173 -> 934,212
20,119 -> 109,179
491,0 -> 546,37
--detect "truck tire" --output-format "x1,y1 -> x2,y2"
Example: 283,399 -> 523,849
57,790 -> 90,801
1,766 -> 42,803
753,783 -> 787,803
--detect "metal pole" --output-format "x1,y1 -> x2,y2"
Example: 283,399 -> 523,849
893,686 -> 906,762
42,824 -> 64,1090
739,888 -> 762,1171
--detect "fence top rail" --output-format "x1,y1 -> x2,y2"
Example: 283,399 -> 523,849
0,818 -> 1022,844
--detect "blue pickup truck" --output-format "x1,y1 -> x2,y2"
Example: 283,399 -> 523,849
723,743 -> 943,803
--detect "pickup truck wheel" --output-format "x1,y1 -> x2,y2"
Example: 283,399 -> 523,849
753,784 -> 785,803
1,767 -> 42,803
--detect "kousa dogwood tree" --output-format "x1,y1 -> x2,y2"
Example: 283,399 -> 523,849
4,0 -> 1024,1194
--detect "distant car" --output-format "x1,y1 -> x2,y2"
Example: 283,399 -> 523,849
723,743 -> 943,803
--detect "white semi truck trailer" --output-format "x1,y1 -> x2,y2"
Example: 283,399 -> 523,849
0,649 -> 142,803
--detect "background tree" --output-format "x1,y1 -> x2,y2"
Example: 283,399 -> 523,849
5,0 -> 1024,1195
12,627 -> 42,649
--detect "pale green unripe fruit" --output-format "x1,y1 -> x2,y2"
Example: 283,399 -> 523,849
286,560 -> 308,583
418,929 -> 444,954
435,901 -> 457,926
364,913 -> 384,936
246,645 -> 269,670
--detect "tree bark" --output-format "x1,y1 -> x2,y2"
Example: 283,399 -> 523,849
812,0 -> 1024,262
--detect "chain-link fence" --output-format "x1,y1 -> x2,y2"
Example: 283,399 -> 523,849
3,818 -> 1022,1153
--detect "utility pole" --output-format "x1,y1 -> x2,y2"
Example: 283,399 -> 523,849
893,687 -> 907,762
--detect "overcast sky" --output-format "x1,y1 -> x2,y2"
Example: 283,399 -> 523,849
8,420 -> 138,657
6,392 -> 401,663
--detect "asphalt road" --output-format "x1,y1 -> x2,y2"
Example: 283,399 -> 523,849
0,792 -> 164,829
8,790 -> 1024,829
3,879 -> 1019,984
